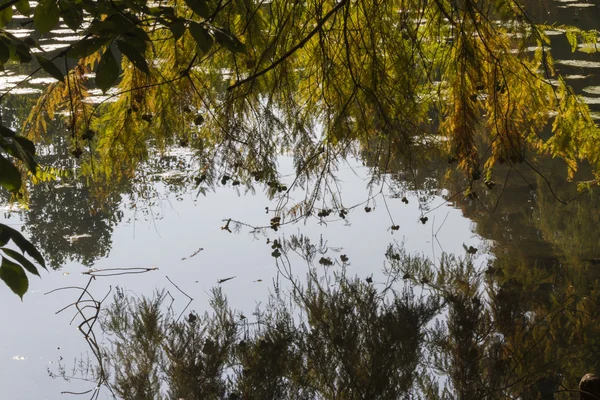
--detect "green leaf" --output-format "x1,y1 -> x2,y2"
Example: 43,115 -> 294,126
117,40 -> 149,74
95,48 -> 120,93
35,55 -> 64,82
0,257 -> 28,299
169,19 -> 186,41
68,37 -> 110,59
16,0 -> 31,16
0,225 -> 10,247
184,0 -> 210,18
0,153 -> 22,192
34,0 -> 60,34
59,0 -> 84,31
0,39 -> 9,64
213,28 -> 247,54
189,22 -> 213,55
0,125 -> 15,137
120,33 -> 147,54
2,135 -> 37,173
0,225 -> 45,268
0,7 -> 13,28
1,248 -> 39,277
126,25 -> 150,43
15,43 -> 31,63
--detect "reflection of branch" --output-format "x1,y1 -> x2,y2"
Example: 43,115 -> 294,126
46,267 -> 158,399
166,275 -> 193,322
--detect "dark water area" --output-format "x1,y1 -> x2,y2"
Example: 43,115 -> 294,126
0,0 -> 600,399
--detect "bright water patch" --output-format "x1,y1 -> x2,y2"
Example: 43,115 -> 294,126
555,59 -> 600,68
582,86 -> 600,94
0,157 -> 486,398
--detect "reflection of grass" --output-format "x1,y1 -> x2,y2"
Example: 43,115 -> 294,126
98,273 -> 441,399
50,243 -> 600,399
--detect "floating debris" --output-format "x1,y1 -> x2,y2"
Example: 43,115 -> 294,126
63,234 -> 92,243
181,247 -> 204,260
217,276 -> 236,284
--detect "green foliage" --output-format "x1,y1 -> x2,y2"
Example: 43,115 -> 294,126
117,40 -> 149,75
183,0 -> 211,19
96,48 -> 120,93
33,0 -> 60,34
0,224 -> 46,299
15,0 -> 31,17
0,257 -> 28,298
0,0 -> 598,300
0,120 -> 45,298
35,55 -> 64,82
189,22 -> 213,55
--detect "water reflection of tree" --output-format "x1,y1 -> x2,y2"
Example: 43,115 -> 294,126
99,272 -> 440,399
22,181 -> 121,269
65,240 -> 598,400
361,146 -> 600,397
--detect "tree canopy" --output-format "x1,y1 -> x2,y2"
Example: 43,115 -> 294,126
0,0 -> 599,296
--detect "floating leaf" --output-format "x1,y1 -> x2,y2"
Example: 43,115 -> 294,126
35,55 -> 64,82
189,22 -> 213,55
95,48 -> 120,93
34,0 -> 60,34
194,114 -> 205,126
117,40 -> 149,74
0,258 -> 28,299
217,276 -> 236,284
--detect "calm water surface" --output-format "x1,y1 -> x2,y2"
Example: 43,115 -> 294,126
1,0 -> 600,398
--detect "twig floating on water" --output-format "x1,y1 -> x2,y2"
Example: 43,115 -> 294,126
181,247 -> 204,260
217,276 -> 236,284
82,267 -> 158,276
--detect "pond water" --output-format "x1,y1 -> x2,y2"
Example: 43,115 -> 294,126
1,152 -> 486,398
1,0 -> 600,399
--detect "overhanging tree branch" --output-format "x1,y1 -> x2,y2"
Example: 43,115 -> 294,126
227,0 -> 349,91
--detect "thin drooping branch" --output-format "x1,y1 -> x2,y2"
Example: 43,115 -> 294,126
227,0 -> 350,91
